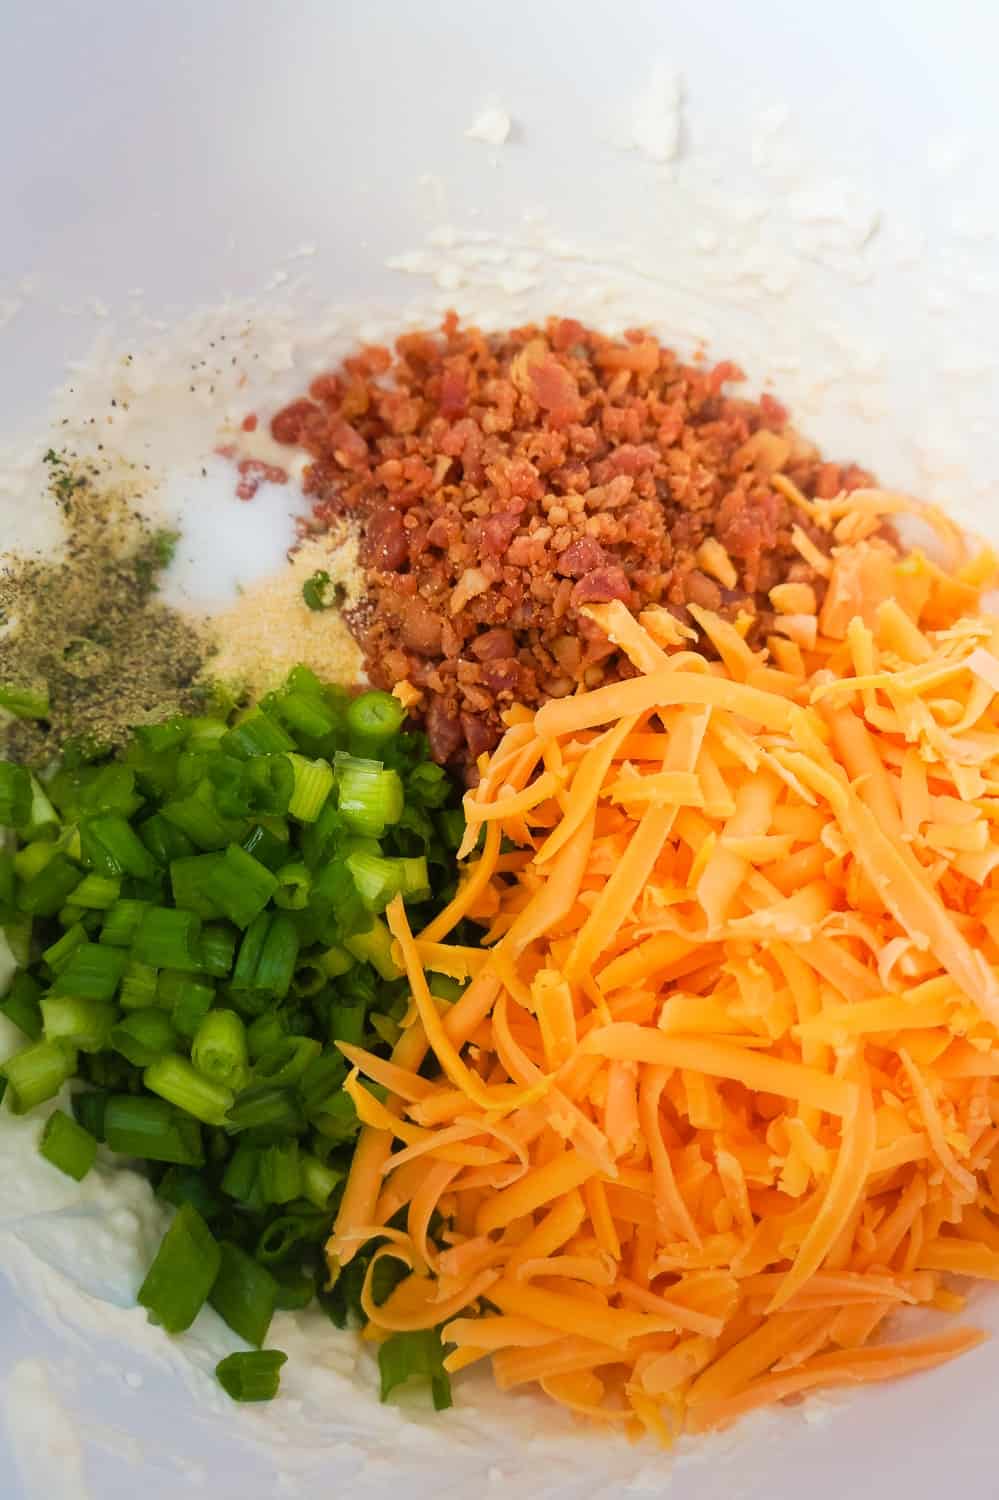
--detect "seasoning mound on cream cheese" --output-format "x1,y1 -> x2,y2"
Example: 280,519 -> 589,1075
205,527 -> 365,698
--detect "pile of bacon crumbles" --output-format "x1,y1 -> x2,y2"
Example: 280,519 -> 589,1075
270,314 -> 873,769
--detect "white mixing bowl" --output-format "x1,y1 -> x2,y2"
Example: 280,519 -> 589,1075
2,3 -> 998,1497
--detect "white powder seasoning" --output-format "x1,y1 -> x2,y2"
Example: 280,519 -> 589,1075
204,529 -> 366,696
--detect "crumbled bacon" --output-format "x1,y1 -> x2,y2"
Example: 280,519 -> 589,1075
272,316 -> 874,769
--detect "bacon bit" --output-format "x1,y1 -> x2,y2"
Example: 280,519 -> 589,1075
278,315 -> 881,769
510,338 -> 583,424
234,458 -> 289,502
241,413 -> 258,433
270,398 -> 322,446
439,368 -> 469,419
450,567 -> 490,615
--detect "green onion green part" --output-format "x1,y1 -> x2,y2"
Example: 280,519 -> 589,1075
215,1349 -> 287,1402
137,1203 -> 221,1333
38,1107 -> 98,1181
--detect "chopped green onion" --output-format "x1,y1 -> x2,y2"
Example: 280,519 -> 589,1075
20,854 -> 82,917
222,709 -> 295,760
336,758 -> 403,837
192,1009 -> 247,1088
100,898 -> 151,948
80,814 -> 158,879
139,812 -> 195,865
14,840 -> 56,882
317,945 -> 354,979
134,718 -> 187,753
161,784 -> 240,850
2,1039 -> 77,1113
240,823 -> 289,871
22,776 -> 61,840
69,873 -> 121,909
195,922 -> 238,978
0,763 -> 32,829
0,972 -> 44,1040
299,1051 -> 348,1116
203,844 -> 278,929
246,1012 -> 288,1061
346,689 -> 405,758
132,906 -> 202,970
144,1056 -> 234,1126
244,755 -> 295,816
311,1089 -> 359,1144
50,942 -> 127,1001
72,1088 -> 108,1142
215,1349 -> 286,1403
327,1001 -> 366,1048
169,853 -> 226,918
231,912 -> 272,991
273,1268 -> 314,1312
41,996 -> 115,1053
438,807 -> 465,850
285,754 -> 334,822
104,1094 -> 203,1165
253,1036 -> 321,1088
277,689 -> 338,740
300,1152 -> 343,1209
119,960 -> 159,1011
110,1009 -> 178,1067
378,1329 -> 452,1411
396,855 -> 430,900
344,917 -> 404,981
56,903 -> 90,930
369,1013 -> 400,1046
220,1141 -> 261,1202
39,1108 -> 97,1180
258,1140 -> 301,1204
272,861 -> 311,910
78,764 -> 142,818
226,1084 -> 302,1135
0,682 -> 50,720
289,961 -> 325,997
345,849 -> 403,911
155,1166 -> 223,1221
138,1203 -> 221,1334
285,664 -> 335,700
428,974 -> 465,1003
255,1213 -> 322,1264
308,859 -> 367,945
3,914 -> 33,966
302,569 -> 334,611
159,972 -> 215,1039
185,717 -> 228,751
253,914 -> 299,999
209,1242 -> 278,1347
0,851 -> 15,922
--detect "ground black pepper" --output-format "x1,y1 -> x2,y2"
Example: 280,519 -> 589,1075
0,452 -> 209,763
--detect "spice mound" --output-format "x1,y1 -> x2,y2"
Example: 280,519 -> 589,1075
0,453 -> 207,761
270,315 -> 873,768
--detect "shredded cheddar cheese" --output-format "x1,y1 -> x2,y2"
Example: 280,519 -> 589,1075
328,521 -> 999,1442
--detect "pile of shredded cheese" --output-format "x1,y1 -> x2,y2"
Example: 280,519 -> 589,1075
328,491 -> 999,1441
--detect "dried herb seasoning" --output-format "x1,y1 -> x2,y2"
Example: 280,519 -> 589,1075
0,453 -> 208,762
